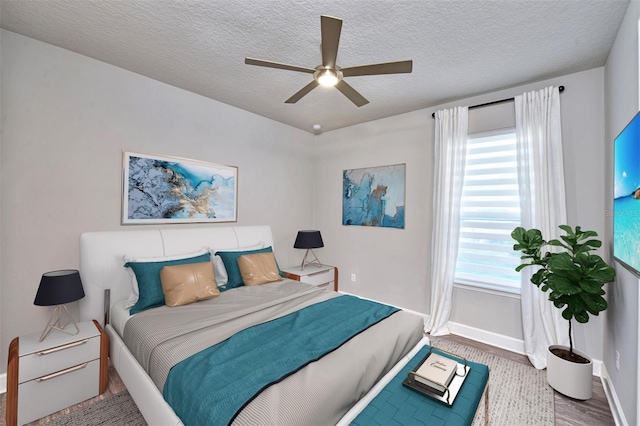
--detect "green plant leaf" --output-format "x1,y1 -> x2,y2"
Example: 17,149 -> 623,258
558,224 -> 574,235
574,310 -> 589,323
549,274 -> 583,294
553,299 -> 564,308
579,230 -> 598,240
578,278 -> 605,294
548,239 -> 570,250
583,239 -> 602,248
531,269 -> 547,286
580,293 -> 607,313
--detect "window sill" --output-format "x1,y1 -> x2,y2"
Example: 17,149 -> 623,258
453,281 -> 521,300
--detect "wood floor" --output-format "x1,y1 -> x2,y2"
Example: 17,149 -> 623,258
0,335 -> 616,426
442,334 -> 615,426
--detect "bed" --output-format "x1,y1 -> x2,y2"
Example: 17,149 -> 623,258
78,225 -> 427,425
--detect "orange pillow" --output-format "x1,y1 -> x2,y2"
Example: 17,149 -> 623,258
238,252 -> 283,286
160,262 -> 220,307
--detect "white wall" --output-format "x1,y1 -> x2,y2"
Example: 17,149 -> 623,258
313,66 -> 607,358
604,0 -> 640,424
0,30 -> 316,373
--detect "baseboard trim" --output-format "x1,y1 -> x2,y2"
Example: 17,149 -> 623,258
447,320 -> 526,355
600,364 -> 628,426
0,373 -> 6,394
446,320 -> 604,377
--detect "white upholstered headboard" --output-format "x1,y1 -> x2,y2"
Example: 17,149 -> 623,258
79,225 -> 274,325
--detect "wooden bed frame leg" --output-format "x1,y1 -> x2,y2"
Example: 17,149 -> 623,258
484,382 -> 489,426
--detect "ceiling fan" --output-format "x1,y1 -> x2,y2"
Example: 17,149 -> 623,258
245,15 -> 413,107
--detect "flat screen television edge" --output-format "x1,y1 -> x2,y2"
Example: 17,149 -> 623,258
613,110 -> 640,278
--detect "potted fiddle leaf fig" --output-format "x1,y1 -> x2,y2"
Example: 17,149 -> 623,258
511,225 -> 615,400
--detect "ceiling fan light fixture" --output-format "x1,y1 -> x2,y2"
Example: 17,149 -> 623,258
245,15 -> 412,107
315,68 -> 341,87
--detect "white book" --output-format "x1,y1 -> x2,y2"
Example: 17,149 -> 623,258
413,352 -> 458,395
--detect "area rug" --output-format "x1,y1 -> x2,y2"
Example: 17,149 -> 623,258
43,339 -> 553,426
429,336 -> 555,426
45,391 -> 145,426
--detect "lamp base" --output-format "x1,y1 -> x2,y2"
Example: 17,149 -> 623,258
39,304 -> 80,342
300,249 -> 322,271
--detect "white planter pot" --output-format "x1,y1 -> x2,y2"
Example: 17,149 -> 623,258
546,345 -> 593,400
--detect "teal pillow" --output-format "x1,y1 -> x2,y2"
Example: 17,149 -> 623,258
216,247 -> 282,290
126,253 -> 211,314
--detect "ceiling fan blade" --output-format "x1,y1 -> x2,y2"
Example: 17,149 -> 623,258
285,80 -> 320,104
335,80 -> 369,107
341,60 -> 413,77
245,57 -> 315,74
321,15 -> 342,69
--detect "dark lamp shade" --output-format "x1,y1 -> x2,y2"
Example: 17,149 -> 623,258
34,269 -> 85,306
294,230 -> 324,249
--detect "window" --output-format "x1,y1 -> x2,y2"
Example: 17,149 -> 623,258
454,128 -> 522,294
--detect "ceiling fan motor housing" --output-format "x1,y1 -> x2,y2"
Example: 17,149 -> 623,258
314,66 -> 343,86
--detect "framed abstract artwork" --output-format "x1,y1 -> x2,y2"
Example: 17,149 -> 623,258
122,151 -> 237,224
342,163 -> 405,229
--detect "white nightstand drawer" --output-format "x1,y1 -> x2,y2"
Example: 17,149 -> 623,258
300,269 -> 334,286
18,358 -> 100,425
19,335 -> 100,384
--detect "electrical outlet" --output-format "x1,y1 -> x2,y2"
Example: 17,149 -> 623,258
351,273 -> 357,283
616,350 -> 620,371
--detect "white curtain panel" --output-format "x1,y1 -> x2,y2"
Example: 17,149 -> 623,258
426,106 -> 469,336
515,86 -> 569,369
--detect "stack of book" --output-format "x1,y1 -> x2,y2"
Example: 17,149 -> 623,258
412,352 -> 458,395
403,349 -> 469,405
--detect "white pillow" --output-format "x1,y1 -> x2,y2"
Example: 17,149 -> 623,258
122,248 -> 210,309
212,255 -> 229,288
208,242 -> 264,288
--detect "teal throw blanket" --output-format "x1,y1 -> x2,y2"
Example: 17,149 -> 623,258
163,295 -> 399,425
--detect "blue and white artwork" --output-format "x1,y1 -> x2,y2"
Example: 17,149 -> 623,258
343,164 -> 405,229
123,151 -> 237,224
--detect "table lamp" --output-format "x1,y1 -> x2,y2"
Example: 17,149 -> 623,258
294,230 -> 324,270
34,269 -> 85,342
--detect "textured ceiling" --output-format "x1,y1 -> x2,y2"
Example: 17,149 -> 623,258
0,0 -> 630,133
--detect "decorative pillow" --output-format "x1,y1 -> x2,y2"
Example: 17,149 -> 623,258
160,262 -> 220,307
238,252 -> 283,286
208,242 -> 264,290
123,248 -> 210,309
124,251 -> 211,314
215,246 -> 282,290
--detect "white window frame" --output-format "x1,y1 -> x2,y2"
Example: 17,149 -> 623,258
454,127 -> 522,295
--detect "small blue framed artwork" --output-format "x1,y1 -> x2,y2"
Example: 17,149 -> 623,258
343,163 -> 405,229
122,151 -> 237,224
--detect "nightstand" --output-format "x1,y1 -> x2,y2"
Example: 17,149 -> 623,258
282,264 -> 338,291
5,320 -> 108,426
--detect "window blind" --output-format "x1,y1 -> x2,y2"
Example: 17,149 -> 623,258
455,129 -> 522,294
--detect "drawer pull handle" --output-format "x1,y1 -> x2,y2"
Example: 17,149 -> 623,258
307,270 -> 329,277
37,339 -> 88,355
35,363 -> 88,382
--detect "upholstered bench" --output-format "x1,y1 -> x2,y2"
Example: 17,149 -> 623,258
350,345 -> 490,426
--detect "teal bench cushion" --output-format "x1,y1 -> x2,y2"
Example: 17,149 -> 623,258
351,345 -> 489,426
